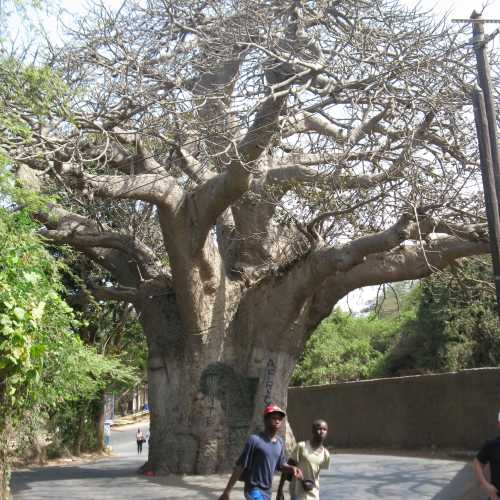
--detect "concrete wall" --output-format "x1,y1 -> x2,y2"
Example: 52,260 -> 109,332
287,368 -> 500,450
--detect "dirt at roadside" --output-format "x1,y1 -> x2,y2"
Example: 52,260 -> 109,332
12,415 -> 150,470
11,450 -> 112,470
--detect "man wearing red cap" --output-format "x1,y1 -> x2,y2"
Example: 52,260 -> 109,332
218,404 -> 302,500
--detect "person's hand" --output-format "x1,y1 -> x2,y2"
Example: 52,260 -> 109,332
218,493 -> 229,500
292,466 -> 303,480
485,482 -> 498,500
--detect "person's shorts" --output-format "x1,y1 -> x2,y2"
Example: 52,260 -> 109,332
244,487 -> 270,500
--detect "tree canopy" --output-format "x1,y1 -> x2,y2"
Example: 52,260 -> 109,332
2,0 -> 497,474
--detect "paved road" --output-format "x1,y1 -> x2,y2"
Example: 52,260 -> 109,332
11,424 -> 480,499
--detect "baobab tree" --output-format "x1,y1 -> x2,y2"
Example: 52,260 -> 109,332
8,0 -> 494,474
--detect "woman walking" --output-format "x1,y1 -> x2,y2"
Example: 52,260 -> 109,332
136,428 -> 145,455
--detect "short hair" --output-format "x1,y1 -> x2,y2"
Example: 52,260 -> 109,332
312,419 -> 328,428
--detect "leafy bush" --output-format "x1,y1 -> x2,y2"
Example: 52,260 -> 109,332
293,265 -> 500,386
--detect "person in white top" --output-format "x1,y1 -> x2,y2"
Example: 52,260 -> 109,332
277,419 -> 330,500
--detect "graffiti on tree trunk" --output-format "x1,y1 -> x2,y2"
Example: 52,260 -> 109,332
264,358 -> 276,405
200,362 -> 258,434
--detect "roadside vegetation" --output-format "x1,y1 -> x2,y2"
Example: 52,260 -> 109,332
293,260 -> 500,386
0,55 -> 144,499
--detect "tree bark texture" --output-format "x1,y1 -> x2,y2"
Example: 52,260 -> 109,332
0,390 -> 11,500
94,393 -> 106,452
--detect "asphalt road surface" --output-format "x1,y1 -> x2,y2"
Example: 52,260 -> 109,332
11,424 -> 480,499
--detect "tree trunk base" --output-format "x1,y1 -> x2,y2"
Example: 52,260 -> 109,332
0,427 -> 11,500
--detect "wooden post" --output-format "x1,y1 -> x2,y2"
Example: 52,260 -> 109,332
472,87 -> 500,317
453,13 -> 500,316
471,11 -> 500,201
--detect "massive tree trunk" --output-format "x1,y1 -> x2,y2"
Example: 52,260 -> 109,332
146,351 -> 295,475
0,429 -> 10,500
142,292 -> 299,474
136,229 -> 487,474
7,0 -> 494,476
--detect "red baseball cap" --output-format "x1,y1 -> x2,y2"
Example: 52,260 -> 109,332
263,404 -> 286,417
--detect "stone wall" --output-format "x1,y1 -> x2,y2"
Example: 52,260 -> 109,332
287,368 -> 500,450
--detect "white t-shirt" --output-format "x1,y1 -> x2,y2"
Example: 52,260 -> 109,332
289,440 -> 331,499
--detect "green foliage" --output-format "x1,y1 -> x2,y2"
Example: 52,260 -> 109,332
384,259 -> 500,374
0,52 -> 144,458
0,206 -> 74,411
292,309 -> 398,385
0,208 -> 125,415
0,167 -> 137,422
0,41 -> 141,493
60,254 -> 148,387
293,266 -> 500,386
0,57 -> 68,140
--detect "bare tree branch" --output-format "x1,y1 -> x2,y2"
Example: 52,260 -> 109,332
82,173 -> 184,208
36,204 -> 164,284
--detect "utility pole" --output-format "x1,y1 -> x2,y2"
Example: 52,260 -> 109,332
472,87 -> 500,312
452,12 -> 500,317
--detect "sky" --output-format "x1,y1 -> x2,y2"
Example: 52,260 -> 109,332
16,0 -> 500,51
12,0 -> 500,313
341,0 -> 500,311
414,0 -> 500,19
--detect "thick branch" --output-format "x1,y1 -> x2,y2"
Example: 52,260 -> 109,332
303,236 -> 490,335
36,204 -> 161,286
308,216 -> 488,284
342,236 -> 490,290
311,214 -> 415,278
85,127 -> 167,175
82,172 -> 183,208
40,228 -> 162,280
266,161 -> 403,190
187,83 -> 288,254
275,149 -> 391,168
283,112 -> 346,141
89,276 -> 173,302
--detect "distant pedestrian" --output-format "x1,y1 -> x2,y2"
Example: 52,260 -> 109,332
136,428 -> 145,455
277,419 -> 330,500
218,404 -> 302,500
103,421 -> 111,449
473,409 -> 500,500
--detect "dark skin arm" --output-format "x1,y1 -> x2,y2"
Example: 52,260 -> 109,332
276,459 -> 300,500
218,465 -> 244,500
276,473 -> 286,500
282,463 -> 302,478
473,458 -> 498,500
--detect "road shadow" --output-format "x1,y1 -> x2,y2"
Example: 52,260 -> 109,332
321,455 -> 470,499
11,459 -> 238,499
430,463 -> 482,500
12,453 -> 478,500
